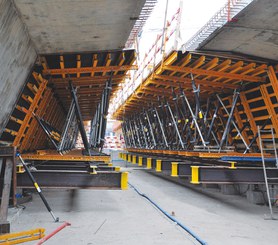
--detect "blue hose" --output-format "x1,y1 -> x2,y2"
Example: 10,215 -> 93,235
129,183 -> 207,245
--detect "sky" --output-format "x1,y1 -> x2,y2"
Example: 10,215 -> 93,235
138,0 -> 227,59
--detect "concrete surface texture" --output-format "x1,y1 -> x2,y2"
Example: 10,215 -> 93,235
0,0 -> 37,135
10,160 -> 278,245
13,0 -> 146,54
200,0 -> 278,60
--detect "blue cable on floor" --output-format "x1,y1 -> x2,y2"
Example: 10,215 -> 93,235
129,182 -> 207,245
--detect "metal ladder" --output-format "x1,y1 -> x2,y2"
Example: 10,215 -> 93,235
258,126 -> 278,219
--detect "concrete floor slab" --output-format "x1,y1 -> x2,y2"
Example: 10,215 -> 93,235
9,160 -> 278,244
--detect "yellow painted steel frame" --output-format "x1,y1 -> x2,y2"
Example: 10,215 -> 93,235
191,166 -> 200,184
138,156 -> 143,166
20,154 -> 110,163
171,162 -> 178,177
229,162 -> 237,169
147,158 -> 152,169
0,228 -> 45,244
128,154 -> 131,162
13,73 -> 48,148
121,172 -> 128,190
156,159 -> 162,172
132,155 -> 136,164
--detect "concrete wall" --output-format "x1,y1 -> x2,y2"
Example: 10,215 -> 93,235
0,0 -> 37,134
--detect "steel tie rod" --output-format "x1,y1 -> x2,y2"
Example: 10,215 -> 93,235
216,94 -> 249,150
180,91 -> 207,147
17,153 -> 59,222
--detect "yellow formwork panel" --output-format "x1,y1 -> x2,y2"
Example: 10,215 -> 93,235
128,154 -> 131,162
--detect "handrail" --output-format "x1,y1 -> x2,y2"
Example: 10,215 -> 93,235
181,0 -> 254,51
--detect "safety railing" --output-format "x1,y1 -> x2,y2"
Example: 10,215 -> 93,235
110,7 -> 181,116
181,0 -> 254,51
125,0 -> 157,48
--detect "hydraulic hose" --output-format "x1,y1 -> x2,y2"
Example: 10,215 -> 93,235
129,183 -> 207,245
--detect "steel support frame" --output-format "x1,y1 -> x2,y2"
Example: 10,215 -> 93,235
17,171 -> 126,189
191,166 -> 278,184
69,81 -> 91,155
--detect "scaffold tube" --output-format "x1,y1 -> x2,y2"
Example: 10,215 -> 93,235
129,183 -> 207,245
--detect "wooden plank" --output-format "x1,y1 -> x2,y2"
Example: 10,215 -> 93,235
0,159 -> 13,221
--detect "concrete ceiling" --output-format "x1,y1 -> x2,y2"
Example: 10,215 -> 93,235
199,0 -> 278,61
14,0 -> 146,54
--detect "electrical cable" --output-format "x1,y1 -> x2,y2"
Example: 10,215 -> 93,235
128,182 -> 207,245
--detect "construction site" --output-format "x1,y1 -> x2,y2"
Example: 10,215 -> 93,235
0,0 -> 278,244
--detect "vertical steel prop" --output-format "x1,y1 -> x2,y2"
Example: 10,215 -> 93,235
69,80 -> 91,155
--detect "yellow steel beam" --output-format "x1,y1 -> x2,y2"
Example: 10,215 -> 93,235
91,54 -> 98,77
267,66 -> 278,97
60,55 -> 66,79
21,153 -> 110,162
153,74 -> 238,89
13,73 -> 48,148
168,53 -> 192,77
49,75 -> 126,85
164,65 -> 264,82
43,65 -> 137,75
260,85 -> 278,133
10,116 -> 23,125
194,57 -> 219,79
114,52 -> 126,76
77,55 -> 81,78
103,53 -> 112,76
202,59 -> 232,81
180,55 -> 206,78
0,228 -> 45,244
